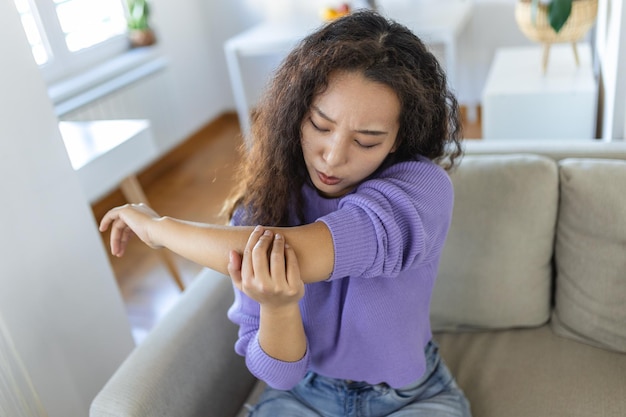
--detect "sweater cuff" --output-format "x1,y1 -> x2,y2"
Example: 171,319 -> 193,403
246,333 -> 309,390
319,205 -> 378,280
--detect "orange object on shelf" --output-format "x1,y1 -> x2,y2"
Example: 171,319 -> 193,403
320,3 -> 351,21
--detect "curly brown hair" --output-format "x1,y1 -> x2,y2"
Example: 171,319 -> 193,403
224,10 -> 463,226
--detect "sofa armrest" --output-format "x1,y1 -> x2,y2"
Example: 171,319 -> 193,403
90,269 -> 257,417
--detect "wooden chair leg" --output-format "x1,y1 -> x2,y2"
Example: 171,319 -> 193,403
119,175 -> 185,291
542,42 -> 551,74
154,250 -> 186,292
572,42 -> 580,67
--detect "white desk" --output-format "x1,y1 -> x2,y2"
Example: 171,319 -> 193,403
224,18 -> 317,139
60,119 -> 185,291
482,44 -> 597,140
224,1 -> 473,139
60,119 -> 157,203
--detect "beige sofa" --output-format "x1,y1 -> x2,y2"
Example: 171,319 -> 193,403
90,140 -> 626,417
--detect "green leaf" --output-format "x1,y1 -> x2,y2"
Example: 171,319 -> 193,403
548,0 -> 572,33
126,0 -> 150,30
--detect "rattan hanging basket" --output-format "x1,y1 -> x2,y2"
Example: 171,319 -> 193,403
515,0 -> 598,72
515,0 -> 598,43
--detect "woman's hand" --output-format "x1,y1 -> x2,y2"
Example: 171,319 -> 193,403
229,226 -> 307,362
99,203 -> 163,257
228,226 -> 304,310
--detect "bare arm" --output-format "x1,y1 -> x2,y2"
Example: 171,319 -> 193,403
99,203 -> 334,283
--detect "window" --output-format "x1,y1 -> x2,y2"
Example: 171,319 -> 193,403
13,0 -> 129,83
14,0 -> 49,65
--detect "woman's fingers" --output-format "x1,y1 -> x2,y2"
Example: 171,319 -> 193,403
270,233 -> 286,284
228,250 -> 243,291
241,227 -> 259,283
99,203 -> 162,256
237,226 -> 304,306
284,243 -> 302,288
108,218 -> 131,257
241,226 -> 268,284
251,229 -> 273,280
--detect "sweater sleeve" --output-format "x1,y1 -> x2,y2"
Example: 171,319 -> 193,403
319,158 -> 454,280
227,209 -> 310,390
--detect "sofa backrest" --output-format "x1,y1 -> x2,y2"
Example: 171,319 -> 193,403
431,154 -> 559,331
462,139 -> 626,161
551,158 -> 626,353
431,142 -> 626,354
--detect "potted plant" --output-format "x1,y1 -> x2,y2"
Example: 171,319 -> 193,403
515,0 -> 598,71
532,0 -> 575,33
126,0 -> 156,47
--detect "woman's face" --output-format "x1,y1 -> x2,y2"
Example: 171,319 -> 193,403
300,71 -> 401,198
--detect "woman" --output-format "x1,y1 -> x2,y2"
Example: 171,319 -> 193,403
100,10 -> 470,416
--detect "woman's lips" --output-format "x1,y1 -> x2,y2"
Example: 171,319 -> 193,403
317,170 -> 341,186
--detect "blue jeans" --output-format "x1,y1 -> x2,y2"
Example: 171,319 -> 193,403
248,341 -> 471,417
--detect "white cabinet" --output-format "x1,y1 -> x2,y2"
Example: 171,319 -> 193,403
482,43 -> 597,140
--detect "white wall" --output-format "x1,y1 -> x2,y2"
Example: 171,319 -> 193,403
0,3 -> 134,416
455,0 -> 535,106
145,0 -> 265,144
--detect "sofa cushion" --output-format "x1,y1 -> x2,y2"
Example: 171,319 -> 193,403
552,158 -> 626,353
431,154 -> 558,330
435,326 -> 626,417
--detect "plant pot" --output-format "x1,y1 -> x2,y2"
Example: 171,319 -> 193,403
128,29 -> 156,48
515,0 -> 598,72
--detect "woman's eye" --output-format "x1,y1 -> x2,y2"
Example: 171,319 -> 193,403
310,118 -> 329,132
355,140 -> 378,149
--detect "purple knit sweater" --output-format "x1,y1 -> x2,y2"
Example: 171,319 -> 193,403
227,156 -> 454,390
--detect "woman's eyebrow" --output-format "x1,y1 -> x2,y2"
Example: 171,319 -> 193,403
313,106 -> 335,123
312,106 -> 388,136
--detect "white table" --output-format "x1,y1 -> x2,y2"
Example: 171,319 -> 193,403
60,119 -> 185,291
224,1 -> 473,139
482,43 -> 597,140
224,19 -> 316,139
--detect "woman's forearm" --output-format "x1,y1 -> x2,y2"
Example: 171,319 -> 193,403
151,217 -> 334,283
152,218 -> 250,276
259,304 -> 307,362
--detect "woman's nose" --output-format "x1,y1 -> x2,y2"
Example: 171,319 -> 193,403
323,136 -> 348,167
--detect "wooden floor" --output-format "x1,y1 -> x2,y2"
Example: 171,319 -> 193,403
93,109 -> 482,344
